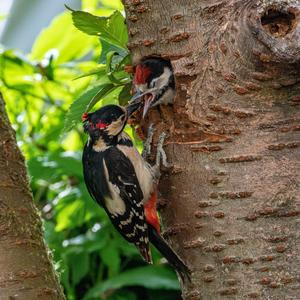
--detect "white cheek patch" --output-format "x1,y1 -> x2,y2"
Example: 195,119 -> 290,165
155,67 -> 172,89
103,161 -> 126,216
107,116 -> 125,136
157,88 -> 175,106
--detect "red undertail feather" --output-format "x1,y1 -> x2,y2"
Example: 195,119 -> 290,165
144,191 -> 160,234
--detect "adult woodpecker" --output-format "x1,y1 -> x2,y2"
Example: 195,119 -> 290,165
82,104 -> 190,282
131,58 -> 175,118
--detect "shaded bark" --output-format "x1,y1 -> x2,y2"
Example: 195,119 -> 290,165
0,94 -> 65,299
123,0 -> 300,299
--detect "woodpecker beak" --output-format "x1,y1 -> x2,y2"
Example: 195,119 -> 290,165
142,93 -> 155,118
126,100 -> 142,116
131,88 -> 158,118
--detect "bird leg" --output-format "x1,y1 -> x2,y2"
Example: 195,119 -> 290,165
155,132 -> 169,169
150,132 -> 169,181
142,124 -> 154,160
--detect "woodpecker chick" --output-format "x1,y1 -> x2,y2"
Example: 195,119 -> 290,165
82,104 -> 190,282
132,58 -> 175,118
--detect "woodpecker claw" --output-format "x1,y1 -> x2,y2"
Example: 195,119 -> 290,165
155,132 -> 169,168
142,124 -> 155,159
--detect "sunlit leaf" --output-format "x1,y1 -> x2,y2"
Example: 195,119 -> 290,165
70,9 -> 128,49
56,198 -> 85,231
101,0 -> 124,11
31,12 -> 95,64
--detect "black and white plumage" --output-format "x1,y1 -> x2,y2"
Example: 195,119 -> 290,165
132,58 -> 175,117
82,104 -> 191,281
82,104 -> 153,261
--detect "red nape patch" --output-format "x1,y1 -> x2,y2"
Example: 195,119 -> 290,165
82,112 -> 89,122
134,64 -> 151,84
144,191 -> 160,233
96,122 -> 107,129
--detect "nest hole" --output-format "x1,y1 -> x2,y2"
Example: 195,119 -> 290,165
261,8 -> 296,37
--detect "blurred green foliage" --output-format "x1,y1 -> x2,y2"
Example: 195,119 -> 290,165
0,1 -> 181,299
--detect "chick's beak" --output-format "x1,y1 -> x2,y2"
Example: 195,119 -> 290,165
142,93 -> 155,118
130,88 -> 157,119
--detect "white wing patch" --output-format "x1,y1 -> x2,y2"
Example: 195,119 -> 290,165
103,160 -> 126,216
117,144 -> 154,203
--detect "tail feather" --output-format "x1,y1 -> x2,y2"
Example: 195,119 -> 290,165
148,224 -> 191,282
138,242 -> 153,264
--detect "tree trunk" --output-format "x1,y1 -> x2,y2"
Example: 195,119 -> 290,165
123,0 -> 300,299
0,94 -> 65,300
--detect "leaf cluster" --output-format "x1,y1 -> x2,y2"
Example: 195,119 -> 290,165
0,1 -> 181,300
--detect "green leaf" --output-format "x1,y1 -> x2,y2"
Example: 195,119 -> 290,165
99,39 -> 127,64
70,10 -> 128,49
85,83 -> 116,112
0,14 -> 7,21
55,198 -> 86,231
118,83 -> 131,106
31,12 -> 95,64
73,65 -> 106,80
64,84 -> 114,132
114,53 -> 131,72
99,239 -> 120,275
83,266 -> 180,300
70,251 -> 89,285
106,51 -> 124,84
101,0 -> 124,10
108,290 -> 137,300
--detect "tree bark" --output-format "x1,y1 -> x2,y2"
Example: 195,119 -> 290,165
0,94 -> 65,299
123,0 -> 300,299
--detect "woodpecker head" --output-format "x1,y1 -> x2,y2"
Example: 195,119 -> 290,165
132,58 -> 175,117
82,102 -> 141,140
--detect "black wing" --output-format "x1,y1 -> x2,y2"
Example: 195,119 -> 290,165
103,147 -> 149,245
82,141 -> 107,207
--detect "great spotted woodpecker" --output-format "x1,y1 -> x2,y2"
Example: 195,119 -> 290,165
82,104 -> 190,281
131,58 -> 175,118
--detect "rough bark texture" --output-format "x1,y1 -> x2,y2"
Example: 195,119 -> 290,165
0,94 -> 65,299
123,0 -> 300,299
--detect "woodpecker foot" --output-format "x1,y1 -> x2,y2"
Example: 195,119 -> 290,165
155,132 -> 169,169
142,124 -> 154,160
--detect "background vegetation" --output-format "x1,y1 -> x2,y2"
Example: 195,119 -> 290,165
0,1 -> 181,299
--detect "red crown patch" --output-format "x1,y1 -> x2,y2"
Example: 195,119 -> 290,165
134,65 -> 151,84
